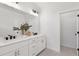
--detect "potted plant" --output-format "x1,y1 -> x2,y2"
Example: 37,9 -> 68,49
20,23 -> 32,34
13,23 -> 32,35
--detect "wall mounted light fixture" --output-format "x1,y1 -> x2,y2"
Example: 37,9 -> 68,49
15,2 -> 19,4
32,9 -> 38,14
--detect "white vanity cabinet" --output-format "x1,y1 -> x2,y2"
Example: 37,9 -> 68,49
0,35 -> 46,56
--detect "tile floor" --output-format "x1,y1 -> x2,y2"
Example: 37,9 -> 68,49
39,46 -> 77,56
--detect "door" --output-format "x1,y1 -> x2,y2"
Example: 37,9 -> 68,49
60,11 -> 77,49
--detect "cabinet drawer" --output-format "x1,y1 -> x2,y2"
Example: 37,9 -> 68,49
29,36 -> 42,44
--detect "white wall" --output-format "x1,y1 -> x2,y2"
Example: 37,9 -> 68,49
0,3 -> 40,38
40,9 -> 60,52
36,3 -> 60,52
0,5 -> 26,37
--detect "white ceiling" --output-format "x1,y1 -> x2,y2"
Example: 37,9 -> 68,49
18,2 -> 79,13
35,2 -> 79,12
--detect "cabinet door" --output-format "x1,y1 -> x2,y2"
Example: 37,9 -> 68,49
41,36 -> 46,49
37,36 -> 46,53
1,50 -> 15,56
29,43 -> 38,56
18,45 -> 28,56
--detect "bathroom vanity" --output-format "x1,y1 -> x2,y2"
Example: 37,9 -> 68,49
0,34 -> 46,56
0,3 -> 45,56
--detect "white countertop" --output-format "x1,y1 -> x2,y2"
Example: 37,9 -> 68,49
0,34 -> 43,47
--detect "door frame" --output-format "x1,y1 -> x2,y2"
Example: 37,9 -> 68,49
59,8 -> 79,54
